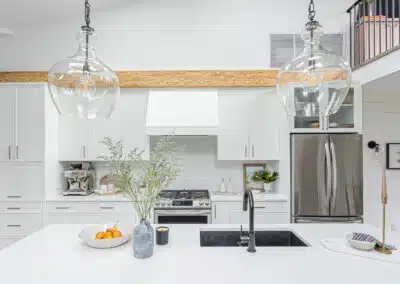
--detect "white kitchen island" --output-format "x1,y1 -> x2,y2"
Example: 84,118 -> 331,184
0,223 -> 398,284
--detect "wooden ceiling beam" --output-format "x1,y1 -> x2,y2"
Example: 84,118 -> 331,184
0,69 -> 347,88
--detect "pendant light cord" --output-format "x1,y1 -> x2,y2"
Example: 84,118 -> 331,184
82,0 -> 93,74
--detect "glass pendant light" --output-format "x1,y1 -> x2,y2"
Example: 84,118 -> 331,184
48,0 -> 119,120
277,0 -> 351,117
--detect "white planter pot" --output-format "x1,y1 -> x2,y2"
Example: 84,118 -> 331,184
263,183 -> 273,193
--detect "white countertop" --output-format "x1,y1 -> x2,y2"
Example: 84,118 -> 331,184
210,192 -> 288,202
0,223 -> 398,284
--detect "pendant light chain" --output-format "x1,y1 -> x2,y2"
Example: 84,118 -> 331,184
84,0 -> 91,29
308,0 -> 316,22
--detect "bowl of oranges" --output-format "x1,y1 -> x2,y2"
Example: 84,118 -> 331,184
78,222 -> 131,249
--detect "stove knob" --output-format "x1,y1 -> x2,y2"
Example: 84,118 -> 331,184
160,202 -> 165,206
199,200 -> 204,206
155,201 -> 160,206
205,200 -> 210,206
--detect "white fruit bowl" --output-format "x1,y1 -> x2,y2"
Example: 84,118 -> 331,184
79,224 -> 131,249
345,233 -> 376,251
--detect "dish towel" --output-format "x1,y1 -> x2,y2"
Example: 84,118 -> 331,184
321,238 -> 400,264
351,232 -> 396,251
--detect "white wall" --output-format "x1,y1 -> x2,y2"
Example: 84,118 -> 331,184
0,0 -> 353,71
363,71 -> 400,235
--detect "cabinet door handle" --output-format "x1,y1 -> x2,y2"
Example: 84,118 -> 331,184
6,207 -> 21,210
214,205 -> 217,219
7,224 -> 22,228
16,145 -> 19,160
55,206 -> 70,210
99,206 -> 115,210
83,146 -> 86,159
252,145 -> 255,158
8,145 -> 11,160
245,145 -> 247,159
7,195 -> 21,199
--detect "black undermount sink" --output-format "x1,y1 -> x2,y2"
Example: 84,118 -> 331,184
200,230 -> 308,247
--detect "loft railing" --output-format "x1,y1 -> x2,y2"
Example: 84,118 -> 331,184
347,0 -> 400,69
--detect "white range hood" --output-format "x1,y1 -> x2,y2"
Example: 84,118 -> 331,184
146,90 -> 219,135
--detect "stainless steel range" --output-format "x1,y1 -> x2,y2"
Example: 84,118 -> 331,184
154,190 -> 211,224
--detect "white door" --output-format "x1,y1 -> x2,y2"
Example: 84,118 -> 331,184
217,135 -> 249,160
59,116 -> 89,161
249,91 -> 281,160
212,202 -> 233,224
217,90 -> 253,161
16,87 -> 44,162
90,91 -> 150,160
0,87 -> 15,161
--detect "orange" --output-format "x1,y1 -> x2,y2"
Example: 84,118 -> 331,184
95,232 -> 105,240
112,230 -> 122,238
104,232 -> 113,239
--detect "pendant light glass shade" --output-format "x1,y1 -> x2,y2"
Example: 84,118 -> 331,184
48,29 -> 120,120
277,23 -> 351,117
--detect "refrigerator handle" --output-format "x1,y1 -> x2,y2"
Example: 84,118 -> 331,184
330,142 -> 338,209
324,142 -> 332,213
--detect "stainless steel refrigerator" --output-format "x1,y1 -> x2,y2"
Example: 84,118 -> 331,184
291,133 -> 363,223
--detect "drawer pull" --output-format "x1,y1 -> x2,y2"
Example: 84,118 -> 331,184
7,224 -> 22,228
254,206 -> 266,209
6,207 -> 21,210
7,196 -> 22,199
100,206 -> 115,210
55,206 -> 70,210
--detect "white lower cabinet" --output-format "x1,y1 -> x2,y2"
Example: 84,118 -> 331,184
0,164 -> 44,202
212,201 -> 289,224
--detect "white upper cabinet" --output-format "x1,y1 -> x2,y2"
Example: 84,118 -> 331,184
248,91 -> 281,160
0,85 -> 44,162
90,91 -> 150,160
0,88 -> 15,161
290,84 -> 362,133
217,89 -> 281,161
217,91 -> 253,161
59,117 -> 90,161
58,90 -> 150,161
16,87 -> 44,162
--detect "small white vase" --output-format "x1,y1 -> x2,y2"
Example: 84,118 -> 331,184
263,183 -> 273,193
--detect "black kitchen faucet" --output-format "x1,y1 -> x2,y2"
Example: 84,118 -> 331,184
243,189 -> 256,253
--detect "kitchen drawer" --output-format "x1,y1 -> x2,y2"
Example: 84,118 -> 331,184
46,202 -> 135,214
229,211 -> 289,224
0,202 -> 42,213
0,214 -> 42,237
0,164 -> 44,201
47,213 -> 135,226
253,201 -> 288,213
0,237 -> 21,250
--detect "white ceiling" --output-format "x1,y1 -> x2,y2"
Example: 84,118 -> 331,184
0,0 -> 132,29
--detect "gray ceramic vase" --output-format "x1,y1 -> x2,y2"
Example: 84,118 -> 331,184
133,219 -> 154,259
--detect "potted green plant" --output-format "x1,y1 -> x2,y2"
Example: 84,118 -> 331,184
251,169 -> 279,193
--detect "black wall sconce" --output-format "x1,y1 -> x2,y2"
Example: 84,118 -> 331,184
367,140 -> 380,152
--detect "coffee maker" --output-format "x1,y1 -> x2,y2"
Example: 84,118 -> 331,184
63,163 -> 95,196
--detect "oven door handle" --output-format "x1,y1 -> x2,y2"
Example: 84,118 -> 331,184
155,210 -> 211,216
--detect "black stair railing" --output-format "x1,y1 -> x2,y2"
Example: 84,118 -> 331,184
347,0 -> 400,69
